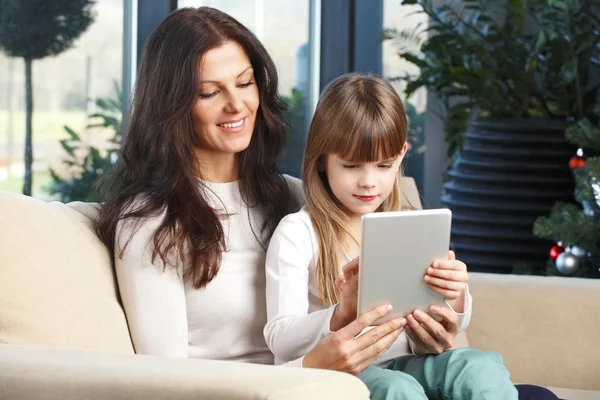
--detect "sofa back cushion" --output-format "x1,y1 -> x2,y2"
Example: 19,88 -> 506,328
467,272 -> 600,390
0,191 -> 134,353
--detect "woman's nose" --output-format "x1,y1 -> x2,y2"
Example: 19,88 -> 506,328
224,92 -> 244,113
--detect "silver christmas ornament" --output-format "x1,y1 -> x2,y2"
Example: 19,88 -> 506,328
591,179 -> 600,209
570,246 -> 587,258
555,250 -> 580,275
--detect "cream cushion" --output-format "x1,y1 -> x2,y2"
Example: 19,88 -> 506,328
467,272 -> 600,391
0,191 -> 133,353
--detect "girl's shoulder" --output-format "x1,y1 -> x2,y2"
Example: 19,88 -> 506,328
268,206 -> 318,259
272,206 -> 316,244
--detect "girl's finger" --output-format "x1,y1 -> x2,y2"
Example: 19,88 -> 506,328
448,250 -> 456,260
342,257 -> 360,278
406,314 -> 437,349
424,275 -> 465,291
404,326 -> 425,352
335,274 -> 345,289
431,260 -> 466,271
411,311 -> 452,349
429,305 -> 460,335
426,267 -> 467,282
426,284 -> 460,299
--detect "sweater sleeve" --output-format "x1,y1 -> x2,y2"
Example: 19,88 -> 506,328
264,215 -> 336,365
115,213 -> 188,358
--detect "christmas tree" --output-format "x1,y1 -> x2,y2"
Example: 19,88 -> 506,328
533,118 -> 600,278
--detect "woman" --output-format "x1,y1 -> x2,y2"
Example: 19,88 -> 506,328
95,6 -> 558,399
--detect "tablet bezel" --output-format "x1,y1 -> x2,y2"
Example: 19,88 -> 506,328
357,208 -> 452,325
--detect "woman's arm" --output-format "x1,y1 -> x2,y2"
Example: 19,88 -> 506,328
115,215 -> 188,357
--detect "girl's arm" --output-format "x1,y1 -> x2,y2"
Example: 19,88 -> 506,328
264,214 -> 337,364
115,214 -> 188,358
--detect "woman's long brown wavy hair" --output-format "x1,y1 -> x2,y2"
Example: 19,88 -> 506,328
302,73 -> 409,306
96,7 -> 292,289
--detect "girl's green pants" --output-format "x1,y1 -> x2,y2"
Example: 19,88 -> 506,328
357,348 -> 518,400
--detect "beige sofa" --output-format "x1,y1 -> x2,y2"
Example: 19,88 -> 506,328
0,186 -> 598,400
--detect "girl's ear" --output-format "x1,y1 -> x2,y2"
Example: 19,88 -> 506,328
395,143 -> 409,173
317,155 -> 325,172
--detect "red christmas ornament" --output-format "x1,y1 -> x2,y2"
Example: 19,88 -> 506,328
569,148 -> 586,170
549,243 -> 565,261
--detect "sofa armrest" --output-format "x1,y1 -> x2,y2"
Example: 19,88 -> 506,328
0,344 -> 369,400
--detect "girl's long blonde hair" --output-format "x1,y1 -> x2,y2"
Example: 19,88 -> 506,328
302,73 -> 409,306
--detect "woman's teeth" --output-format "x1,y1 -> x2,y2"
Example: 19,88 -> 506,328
218,119 -> 244,128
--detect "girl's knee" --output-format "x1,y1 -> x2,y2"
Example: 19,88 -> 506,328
362,369 -> 426,400
444,348 -> 512,382
449,348 -> 507,370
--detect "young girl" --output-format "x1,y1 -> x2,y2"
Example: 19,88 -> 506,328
264,73 -> 518,399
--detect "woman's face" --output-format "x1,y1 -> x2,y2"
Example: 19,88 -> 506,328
192,41 -> 260,173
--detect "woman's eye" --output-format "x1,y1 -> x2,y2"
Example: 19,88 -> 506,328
239,80 -> 254,88
199,91 -> 217,99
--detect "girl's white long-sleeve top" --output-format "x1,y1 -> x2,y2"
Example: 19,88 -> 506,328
115,176 -> 303,364
264,207 -> 472,367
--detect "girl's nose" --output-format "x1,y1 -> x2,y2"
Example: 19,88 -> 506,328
358,171 -> 376,188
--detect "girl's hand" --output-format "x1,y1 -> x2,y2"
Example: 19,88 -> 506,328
424,250 -> 467,311
405,304 -> 460,355
303,304 -> 407,375
330,257 -> 359,331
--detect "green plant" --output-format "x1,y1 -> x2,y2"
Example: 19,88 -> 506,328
405,102 -> 425,158
279,88 -> 308,178
46,82 -> 122,202
0,0 -> 96,195
384,0 -> 600,157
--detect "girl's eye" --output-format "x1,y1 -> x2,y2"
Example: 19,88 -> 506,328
239,80 -> 254,88
343,164 -> 359,169
199,91 -> 218,99
378,164 -> 393,169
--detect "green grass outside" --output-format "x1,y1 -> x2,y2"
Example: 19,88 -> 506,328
0,170 -> 54,199
0,110 -> 87,141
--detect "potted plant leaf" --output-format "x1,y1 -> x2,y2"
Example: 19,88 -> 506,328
386,0 -> 600,273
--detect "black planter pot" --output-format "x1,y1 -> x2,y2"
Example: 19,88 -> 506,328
441,119 -> 575,273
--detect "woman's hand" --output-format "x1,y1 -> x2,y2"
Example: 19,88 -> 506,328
405,304 -> 460,355
425,250 -> 468,312
304,304 -> 407,375
330,257 -> 359,331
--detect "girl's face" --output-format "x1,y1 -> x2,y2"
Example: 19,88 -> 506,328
324,148 -> 406,220
191,41 -> 260,175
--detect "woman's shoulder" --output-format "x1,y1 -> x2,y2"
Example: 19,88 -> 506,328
282,174 -> 305,209
115,195 -> 166,242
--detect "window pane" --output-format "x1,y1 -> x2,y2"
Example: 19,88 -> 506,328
0,0 -> 124,199
178,0 -> 312,178
382,0 -> 427,192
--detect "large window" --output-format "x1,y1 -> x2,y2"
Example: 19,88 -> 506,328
382,0 -> 428,192
178,0 -> 316,177
0,0 -> 123,199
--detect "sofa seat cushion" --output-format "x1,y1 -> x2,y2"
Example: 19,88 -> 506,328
546,387 -> 600,400
0,191 -> 133,353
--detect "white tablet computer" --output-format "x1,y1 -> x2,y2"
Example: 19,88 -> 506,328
357,209 -> 452,325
